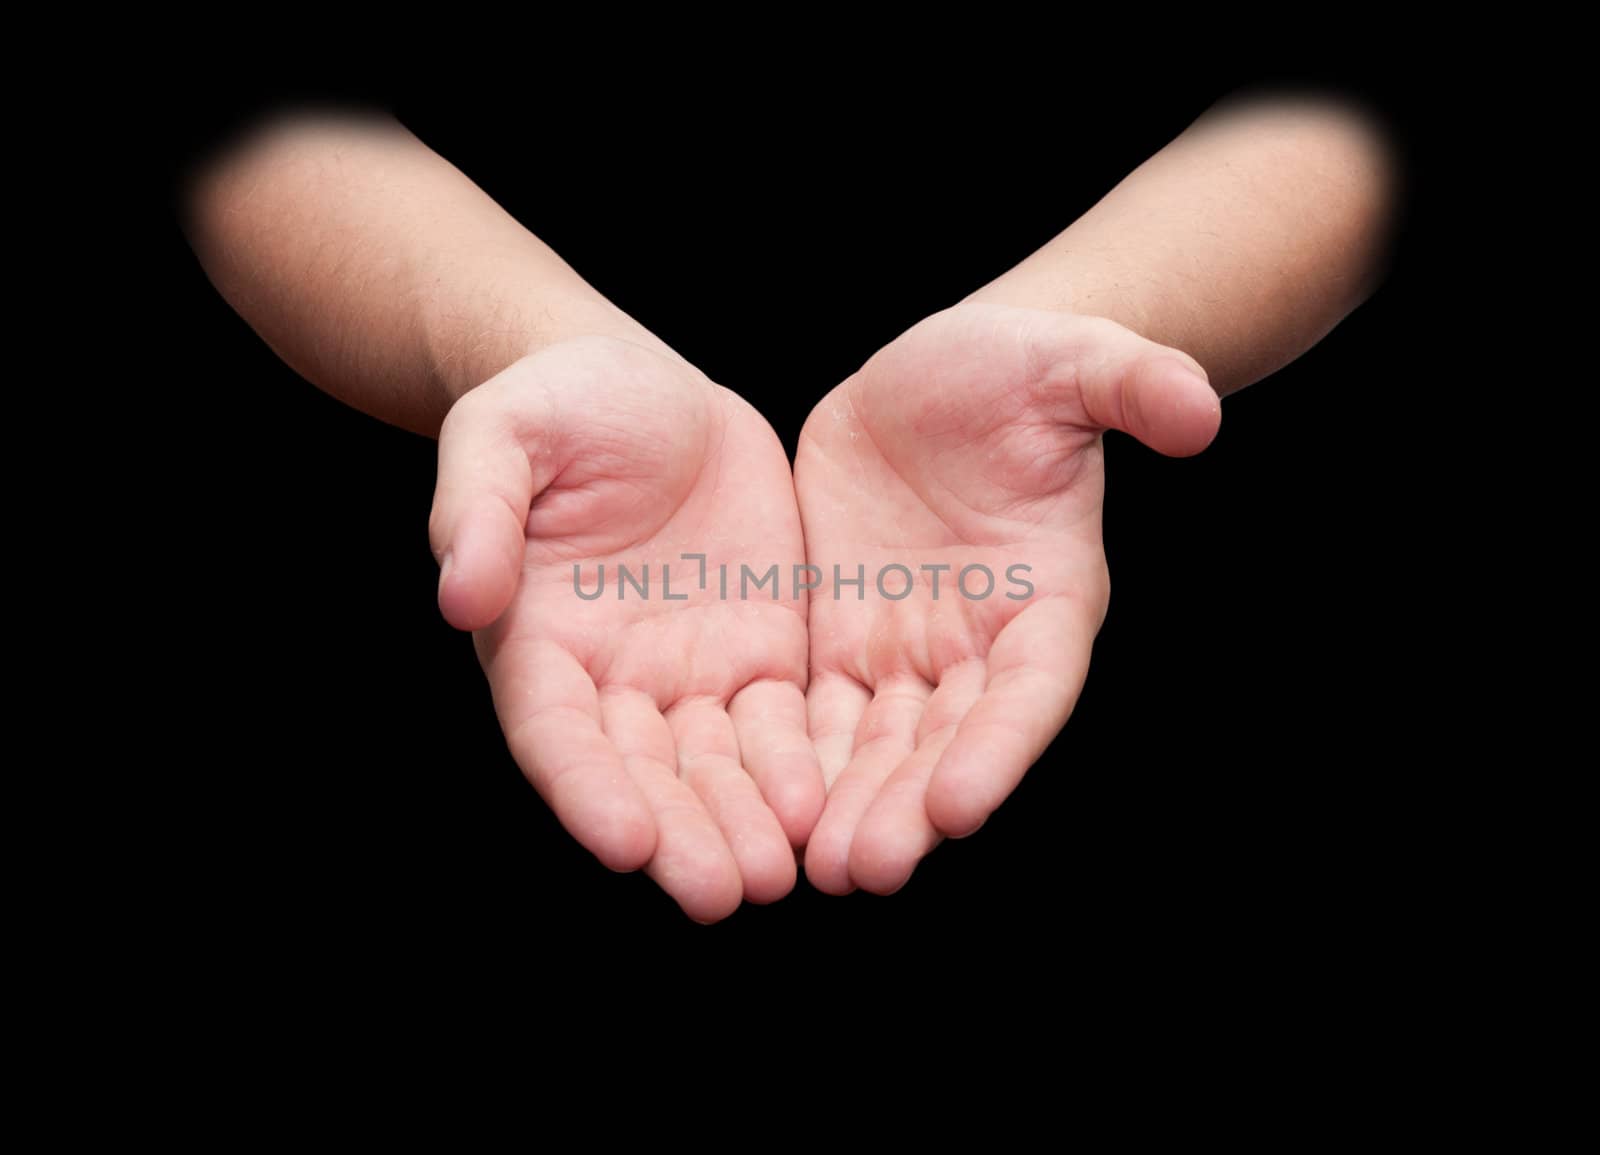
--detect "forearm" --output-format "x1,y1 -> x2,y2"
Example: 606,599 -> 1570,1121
969,95 -> 1399,395
182,113 -> 670,435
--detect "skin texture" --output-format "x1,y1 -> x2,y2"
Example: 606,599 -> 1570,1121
791,97 -> 1394,893
182,115 -> 672,435
796,304 -> 1220,894
184,96 -> 1396,918
184,117 -> 815,920
971,95 -> 1397,394
430,338 -> 823,922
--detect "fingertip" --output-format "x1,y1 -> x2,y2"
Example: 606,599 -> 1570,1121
847,792 -> 939,894
592,803 -> 658,874
1175,364 -> 1223,456
563,771 -> 656,873
926,770 -> 992,839
683,889 -> 742,924
435,549 -> 477,630
435,515 -> 522,631
675,857 -> 745,924
1136,358 -> 1222,458
948,815 -> 987,840
769,770 -> 826,849
847,832 -> 920,896
683,889 -> 743,923
437,577 -> 499,632
803,827 -> 857,896
741,842 -> 799,906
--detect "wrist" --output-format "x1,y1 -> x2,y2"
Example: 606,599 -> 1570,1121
965,271 -> 1148,338
429,286 -> 674,408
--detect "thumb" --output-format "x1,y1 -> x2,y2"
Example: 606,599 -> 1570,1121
1047,316 -> 1222,457
428,374 -> 558,632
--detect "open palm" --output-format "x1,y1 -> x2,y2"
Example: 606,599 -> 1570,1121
795,303 -> 1221,895
431,337 -> 823,922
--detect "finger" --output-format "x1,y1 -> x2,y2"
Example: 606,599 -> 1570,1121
847,660 -> 986,894
489,640 -> 656,872
429,372 -> 560,631
729,679 -> 825,847
1031,314 -> 1221,457
804,676 -> 930,896
599,687 -> 742,923
806,672 -> 872,789
668,699 -> 796,905
925,597 -> 1096,838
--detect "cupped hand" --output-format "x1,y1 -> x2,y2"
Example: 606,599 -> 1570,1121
794,303 -> 1221,895
430,337 -> 823,922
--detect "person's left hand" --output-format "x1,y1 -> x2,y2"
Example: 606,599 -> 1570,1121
794,303 -> 1220,895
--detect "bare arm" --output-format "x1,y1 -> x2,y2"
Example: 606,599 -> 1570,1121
791,92 -> 1402,891
181,110 -> 826,920
182,113 -> 672,436
969,94 -> 1399,394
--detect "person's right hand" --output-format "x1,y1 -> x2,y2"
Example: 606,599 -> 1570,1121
429,337 -> 823,922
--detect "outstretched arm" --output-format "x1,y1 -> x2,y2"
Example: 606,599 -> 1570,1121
182,113 -> 672,436
796,93 -> 1400,894
181,113 -> 821,920
970,94 -> 1398,393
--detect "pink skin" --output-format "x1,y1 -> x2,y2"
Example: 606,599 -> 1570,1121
795,303 -> 1221,896
430,336 -> 824,923
186,105 -> 1391,918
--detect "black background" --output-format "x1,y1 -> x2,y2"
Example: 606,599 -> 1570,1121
154,59 -> 1430,978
